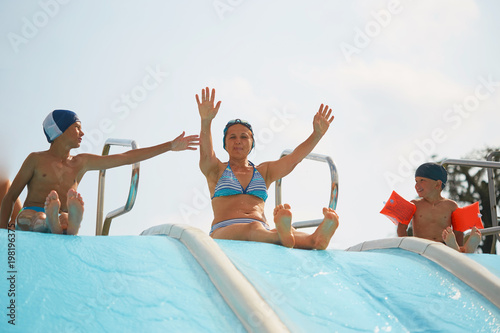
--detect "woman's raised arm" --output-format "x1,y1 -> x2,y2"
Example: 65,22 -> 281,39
196,87 -> 222,178
263,104 -> 334,184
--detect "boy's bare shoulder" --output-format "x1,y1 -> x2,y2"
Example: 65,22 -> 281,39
27,150 -> 47,157
73,152 -> 98,158
411,198 -> 423,205
443,198 -> 459,210
27,150 -> 60,159
23,151 -> 47,164
69,153 -> 104,172
24,150 -> 63,164
71,152 -> 99,164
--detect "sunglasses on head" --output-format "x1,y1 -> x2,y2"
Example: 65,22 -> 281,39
224,119 -> 253,133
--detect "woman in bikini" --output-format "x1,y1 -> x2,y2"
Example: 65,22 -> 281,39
196,87 -> 339,249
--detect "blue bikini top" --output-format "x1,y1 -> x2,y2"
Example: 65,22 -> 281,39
212,161 -> 268,202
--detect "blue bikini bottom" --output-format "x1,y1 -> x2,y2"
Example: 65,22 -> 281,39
209,218 -> 270,236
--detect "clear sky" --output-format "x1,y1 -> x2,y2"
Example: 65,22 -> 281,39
1,0 -> 499,249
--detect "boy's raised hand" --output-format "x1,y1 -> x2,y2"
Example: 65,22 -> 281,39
171,132 -> 200,151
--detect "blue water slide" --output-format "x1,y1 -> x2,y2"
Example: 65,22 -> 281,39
0,229 -> 243,332
2,226 -> 499,332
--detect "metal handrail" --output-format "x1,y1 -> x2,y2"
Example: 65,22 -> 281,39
464,226 -> 500,238
95,139 -> 140,236
487,152 -> 500,228
442,156 -> 500,253
275,149 -> 338,229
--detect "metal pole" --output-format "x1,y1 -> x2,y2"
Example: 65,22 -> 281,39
95,139 -> 140,236
275,150 -> 339,229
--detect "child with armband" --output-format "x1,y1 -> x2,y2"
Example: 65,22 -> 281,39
382,163 -> 482,253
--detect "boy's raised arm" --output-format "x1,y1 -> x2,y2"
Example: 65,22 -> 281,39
83,132 -> 199,172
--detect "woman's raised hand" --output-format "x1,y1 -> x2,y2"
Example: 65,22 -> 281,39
313,104 -> 334,137
196,87 -> 221,121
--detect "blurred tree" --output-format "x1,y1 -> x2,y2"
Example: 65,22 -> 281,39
442,147 -> 500,254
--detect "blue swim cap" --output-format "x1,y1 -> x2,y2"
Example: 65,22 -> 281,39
415,163 -> 447,189
223,119 -> 255,151
43,110 -> 80,143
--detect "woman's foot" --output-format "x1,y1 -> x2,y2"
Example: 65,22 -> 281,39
311,208 -> 339,250
274,204 -> 295,248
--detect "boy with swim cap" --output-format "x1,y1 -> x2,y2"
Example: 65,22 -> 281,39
0,109 -> 199,234
397,162 -> 481,253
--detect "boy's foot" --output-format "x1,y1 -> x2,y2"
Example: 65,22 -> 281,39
442,226 -> 460,251
66,189 -> 84,235
464,227 -> 482,253
59,214 -> 69,232
312,208 -> 339,250
274,204 -> 295,248
44,191 -> 63,234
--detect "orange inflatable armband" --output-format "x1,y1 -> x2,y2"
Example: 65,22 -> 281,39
380,191 -> 416,225
451,202 -> 484,232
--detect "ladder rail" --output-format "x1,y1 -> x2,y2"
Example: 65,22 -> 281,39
275,149 -> 339,229
486,151 -> 500,229
95,139 -> 140,236
464,226 -> 500,238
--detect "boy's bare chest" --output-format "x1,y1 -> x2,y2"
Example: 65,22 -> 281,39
415,203 -> 452,225
34,158 -> 81,185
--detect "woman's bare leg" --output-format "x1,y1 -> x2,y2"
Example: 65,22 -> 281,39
211,208 -> 339,250
211,221 -> 280,244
